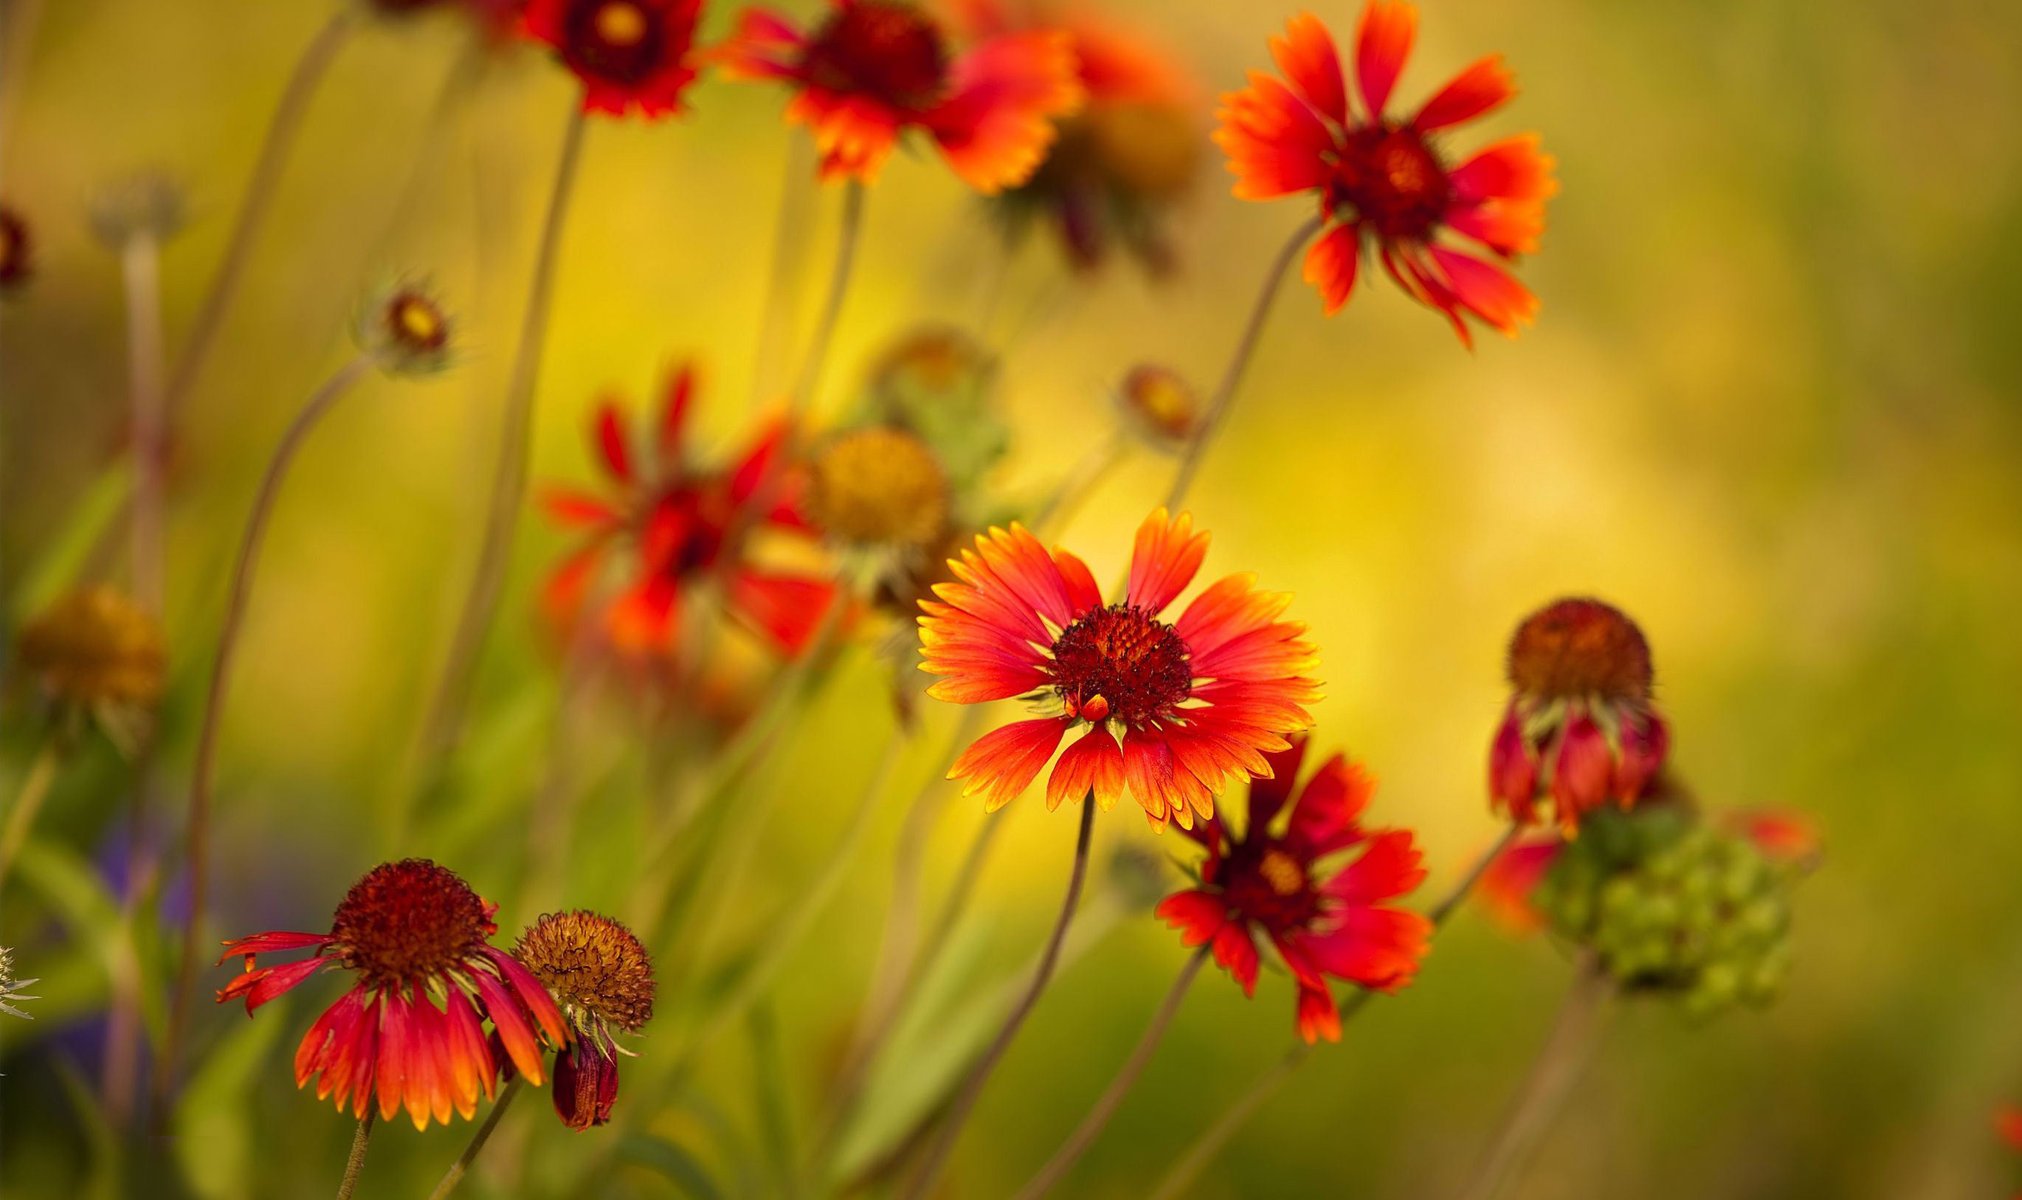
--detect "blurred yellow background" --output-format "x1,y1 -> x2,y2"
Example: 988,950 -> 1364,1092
4,0 -> 2022,1196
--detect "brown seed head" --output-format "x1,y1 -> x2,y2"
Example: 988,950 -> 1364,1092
1506,597 -> 1653,702
514,910 -> 655,1033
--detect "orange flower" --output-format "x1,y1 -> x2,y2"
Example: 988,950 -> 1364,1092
540,364 -> 840,659
215,860 -> 568,1129
525,0 -> 703,117
719,0 -> 1084,192
919,508 -> 1320,830
1158,740 -> 1431,1042
1215,5 -> 1557,343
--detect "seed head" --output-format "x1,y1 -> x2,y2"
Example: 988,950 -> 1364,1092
808,426 -> 950,550
16,586 -> 167,712
513,910 -> 655,1035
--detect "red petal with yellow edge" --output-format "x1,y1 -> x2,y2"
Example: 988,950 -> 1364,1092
483,946 -> 570,1047
1354,0 -> 1417,121
376,991 -> 408,1123
1125,508 -> 1208,613
1303,222 -> 1360,315
950,717 -> 1070,811
470,968 -> 547,1087
1450,134 -> 1558,206
1414,53 -> 1515,132
218,956 -> 326,1014
1296,981 -> 1342,1043
716,7 -> 805,81
1046,725 -> 1126,811
1174,573 -> 1291,662
1213,74 -> 1335,200
789,90 -> 904,184
1270,13 -> 1346,125
930,31 -> 1086,195
1446,201 -> 1546,257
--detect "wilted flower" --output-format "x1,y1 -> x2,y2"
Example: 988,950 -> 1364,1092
540,363 -> 840,658
511,911 -> 655,1130
1116,364 -> 1202,447
0,947 -> 39,1020
526,0 -> 703,117
919,508 -> 1320,830
808,426 -> 951,551
216,859 -> 568,1129
0,204 -> 28,290
1158,740 -> 1431,1042
87,170 -> 188,247
720,0 -> 1085,192
1489,597 -> 1669,835
1216,4 -> 1557,342
15,586 -> 167,750
355,281 -> 455,376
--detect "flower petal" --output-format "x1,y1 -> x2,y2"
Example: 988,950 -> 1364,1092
1126,508 -> 1209,613
1302,222 -> 1360,316
950,717 -> 1071,812
1354,0 -> 1417,121
1414,53 -> 1515,132
1046,724 -> 1127,812
1269,13 -> 1346,125
929,31 -> 1087,194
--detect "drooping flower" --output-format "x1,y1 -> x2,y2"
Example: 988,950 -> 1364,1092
525,0 -> 703,117
510,911 -> 655,1130
540,364 -> 840,659
1488,597 -> 1669,835
1215,5 -> 1557,343
216,860 -> 568,1129
16,586 -> 167,752
959,0 -> 1204,272
0,204 -> 28,290
719,0 -> 1085,192
919,508 -> 1320,830
1157,740 -> 1430,1042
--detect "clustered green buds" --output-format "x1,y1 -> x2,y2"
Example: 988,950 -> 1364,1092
1531,806 -> 1800,1018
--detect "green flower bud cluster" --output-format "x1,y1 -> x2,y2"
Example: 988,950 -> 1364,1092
1530,807 -> 1798,1018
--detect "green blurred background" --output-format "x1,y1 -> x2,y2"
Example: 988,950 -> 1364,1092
4,0 -> 2022,1196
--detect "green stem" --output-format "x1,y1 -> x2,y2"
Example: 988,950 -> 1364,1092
159,351 -> 377,1112
1014,946 -> 1209,1199
1163,214 -> 1324,512
335,1111 -> 375,1200
1146,824 -> 1526,1200
427,1079 -> 521,1200
163,10 -> 354,420
790,179 -> 865,418
414,99 -> 589,792
0,739 -> 61,892
901,798 -> 1098,1200
122,232 -> 169,611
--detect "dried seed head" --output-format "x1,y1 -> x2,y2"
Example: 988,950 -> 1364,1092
16,586 -> 167,711
808,426 -> 950,549
513,910 -> 655,1034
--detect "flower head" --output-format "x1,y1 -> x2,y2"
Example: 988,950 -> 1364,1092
355,280 -> 456,376
215,859 -> 568,1129
526,0 -> 703,117
1,204 -> 31,290
1216,5 -> 1557,343
16,586 -> 167,750
720,0 -> 1084,192
807,425 -> 951,550
0,947 -> 40,1020
87,170 -> 188,247
919,508 -> 1320,830
540,363 -> 840,660
1157,740 -> 1430,1042
1116,363 -> 1202,447
512,911 -> 655,1130
1488,597 -> 1669,835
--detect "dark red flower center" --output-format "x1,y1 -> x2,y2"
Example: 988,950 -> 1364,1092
561,0 -> 670,84
1220,843 -> 1319,933
640,486 -> 735,579
0,209 -> 27,285
1329,125 -> 1452,242
1507,597 -> 1653,702
329,860 -> 493,989
1049,604 -> 1192,727
799,0 -> 950,113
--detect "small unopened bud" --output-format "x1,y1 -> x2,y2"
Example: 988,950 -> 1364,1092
552,1040 -> 621,1130
356,281 -> 454,375
1117,364 -> 1201,445
87,170 -> 188,247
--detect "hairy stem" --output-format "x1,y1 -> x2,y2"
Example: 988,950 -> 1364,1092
427,1079 -> 521,1200
335,1111 -> 375,1200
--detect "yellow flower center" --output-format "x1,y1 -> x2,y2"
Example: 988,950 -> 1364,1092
594,1 -> 648,48
1259,849 -> 1306,897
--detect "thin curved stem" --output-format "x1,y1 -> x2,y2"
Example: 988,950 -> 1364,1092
122,233 -> 168,611
901,798 -> 1098,1200
1146,823 -> 1526,1200
335,1111 -> 375,1200
1163,215 -> 1324,512
164,11 -> 354,420
159,352 -> 376,1110
0,738 -> 61,892
1456,949 -> 1612,1200
427,1078 -> 522,1200
791,179 -> 865,417
1015,946 -> 1209,1199
415,99 -> 589,790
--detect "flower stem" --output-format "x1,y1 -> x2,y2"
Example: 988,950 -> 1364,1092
1456,948 -> 1613,1200
1146,823 -> 1526,1200
122,232 -> 169,611
163,10 -> 354,420
0,738 -> 61,892
901,797 -> 1098,1200
1014,945 -> 1210,1199
427,1078 -> 521,1200
414,99 -> 589,793
791,179 -> 865,417
1163,214 -> 1324,512
336,1110 -> 376,1200
159,351 -> 377,1112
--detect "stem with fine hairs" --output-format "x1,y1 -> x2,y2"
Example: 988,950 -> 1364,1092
0,738 -> 61,892
1147,823 -> 1527,1200
159,351 -> 378,1111
1014,946 -> 1210,1199
336,1111 -> 375,1200
415,99 -> 589,792
901,797 -> 1098,1200
163,10 -> 354,420
1456,948 -> 1613,1200
427,1079 -> 522,1200
1163,214 -> 1325,512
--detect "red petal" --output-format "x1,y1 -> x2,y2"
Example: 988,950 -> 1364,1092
215,930 -> 331,963
1354,0 -> 1417,121
1488,701 -> 1539,821
1287,754 -> 1375,858
1323,828 -> 1426,905
1414,54 -> 1515,132
1549,711 -> 1613,833
1126,508 -> 1209,613
1303,906 -> 1433,992
929,31 -> 1087,194
1155,889 -> 1228,946
658,363 -> 696,466
1479,836 -> 1563,933
593,402 -> 633,483
1246,736 -> 1309,832
950,717 -> 1071,812
1046,725 -> 1126,812
1296,982 -> 1341,1043
1449,134 -> 1558,206
1269,13 -> 1346,125
1427,245 -> 1539,336
1212,922 -> 1262,996
1213,73 -> 1335,200
1302,221 -> 1360,316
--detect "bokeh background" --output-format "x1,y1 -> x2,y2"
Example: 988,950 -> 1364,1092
4,0 -> 2022,1196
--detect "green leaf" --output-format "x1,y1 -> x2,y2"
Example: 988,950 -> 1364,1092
7,462 -> 128,625
53,1056 -> 122,1200
172,1000 -> 288,1200
617,1133 -> 727,1200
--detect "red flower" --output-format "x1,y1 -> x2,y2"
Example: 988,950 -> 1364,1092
2000,1104 -> 2022,1151
1215,5 -> 1556,343
719,0 -> 1085,192
1157,740 -> 1431,1042
526,0 -> 703,117
215,860 -> 567,1129
540,364 -> 840,659
1477,832 -> 1562,934
1488,598 -> 1669,835
0,204 -> 29,290
919,508 -> 1320,830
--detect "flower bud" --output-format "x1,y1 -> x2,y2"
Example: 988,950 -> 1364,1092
1117,364 -> 1202,446
552,1039 -> 620,1130
87,170 -> 188,247
355,281 -> 455,376
16,586 -> 167,740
